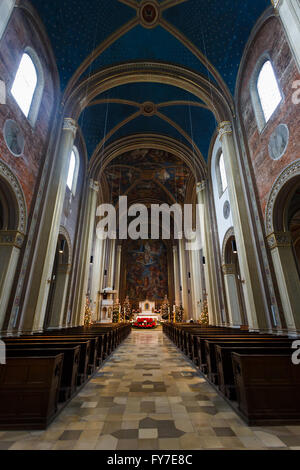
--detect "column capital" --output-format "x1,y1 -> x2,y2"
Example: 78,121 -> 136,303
172,245 -> 178,253
117,245 -> 122,252
0,230 -> 24,248
196,180 -> 206,194
271,0 -> 281,9
222,264 -> 236,275
217,121 -> 233,140
89,179 -> 99,192
267,231 -> 292,250
63,118 -> 77,137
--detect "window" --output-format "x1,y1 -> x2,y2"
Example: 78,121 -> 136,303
11,48 -> 44,126
66,147 -> 79,195
251,56 -> 283,132
11,53 -> 37,118
67,150 -> 76,190
257,60 -> 281,123
219,152 -> 228,193
0,0 -> 15,41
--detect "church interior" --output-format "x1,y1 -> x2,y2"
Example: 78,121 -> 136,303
0,0 -> 300,451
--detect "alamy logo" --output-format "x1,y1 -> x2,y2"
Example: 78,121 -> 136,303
95,196 -> 201,251
291,340 -> 300,365
0,340 -> 6,365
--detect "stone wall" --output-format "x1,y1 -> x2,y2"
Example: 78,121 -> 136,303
0,4 -> 58,214
238,15 -> 300,219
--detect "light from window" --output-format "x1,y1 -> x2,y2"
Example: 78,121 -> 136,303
219,152 -> 227,193
257,61 -> 281,123
67,150 -> 76,190
11,53 -> 37,117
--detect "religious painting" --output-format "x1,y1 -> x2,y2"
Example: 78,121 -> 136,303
104,148 -> 191,204
125,239 -> 168,301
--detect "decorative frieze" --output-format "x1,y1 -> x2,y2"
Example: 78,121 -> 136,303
267,231 -> 292,250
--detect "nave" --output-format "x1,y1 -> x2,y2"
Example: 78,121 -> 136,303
2,329 -> 300,451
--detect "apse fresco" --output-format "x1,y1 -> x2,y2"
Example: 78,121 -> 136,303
125,240 -> 168,302
104,148 -> 191,204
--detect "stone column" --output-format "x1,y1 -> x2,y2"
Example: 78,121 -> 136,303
172,245 -> 181,306
272,0 -> 300,71
190,248 -> 203,321
47,264 -> 71,329
178,238 -> 189,319
107,239 -> 116,289
73,179 -> 99,326
196,181 -> 217,325
267,231 -> 300,333
90,235 -> 105,322
222,264 -> 242,327
19,118 -> 77,333
114,245 -> 122,299
0,231 -> 24,331
218,121 -> 269,331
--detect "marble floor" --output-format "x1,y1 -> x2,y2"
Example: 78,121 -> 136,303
1,328 -> 300,450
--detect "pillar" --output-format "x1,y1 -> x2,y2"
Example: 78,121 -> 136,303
73,179 -> 99,326
190,248 -> 203,321
272,0 -> 300,71
196,181 -> 218,325
47,264 -> 71,329
178,238 -> 189,319
90,235 -> 105,322
218,121 -> 269,331
107,239 -> 116,289
222,264 -> 242,327
19,118 -> 77,333
0,231 -> 24,331
114,245 -> 122,299
267,231 -> 300,333
172,245 -> 181,306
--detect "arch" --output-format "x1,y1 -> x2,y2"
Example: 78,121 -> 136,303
265,160 -> 300,235
0,0 -> 15,41
59,225 -> 72,265
91,134 -> 206,183
221,227 -> 235,265
0,160 -> 27,233
64,62 -> 232,124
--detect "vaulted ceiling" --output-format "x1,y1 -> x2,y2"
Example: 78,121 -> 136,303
30,0 -> 269,164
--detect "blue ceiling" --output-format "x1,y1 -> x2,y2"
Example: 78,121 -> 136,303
30,0 -> 269,162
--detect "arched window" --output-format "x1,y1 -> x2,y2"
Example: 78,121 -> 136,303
11,48 -> 44,126
66,147 -> 79,195
251,56 -> 282,132
216,151 -> 228,196
257,61 -> 282,123
0,0 -> 15,41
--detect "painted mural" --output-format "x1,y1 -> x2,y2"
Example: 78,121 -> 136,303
125,240 -> 168,302
104,148 -> 192,204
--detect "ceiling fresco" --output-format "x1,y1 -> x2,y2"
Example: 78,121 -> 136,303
103,148 -> 193,205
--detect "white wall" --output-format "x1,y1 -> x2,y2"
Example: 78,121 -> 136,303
211,135 -> 233,250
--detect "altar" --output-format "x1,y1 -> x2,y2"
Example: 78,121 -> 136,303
134,299 -> 161,323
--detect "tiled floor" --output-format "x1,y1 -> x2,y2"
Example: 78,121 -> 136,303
2,328 -> 300,450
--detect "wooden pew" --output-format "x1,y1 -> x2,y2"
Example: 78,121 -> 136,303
5,346 -> 80,401
3,339 -> 90,385
216,345 -> 292,399
232,353 -> 300,425
0,354 -> 63,430
204,337 -> 292,384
